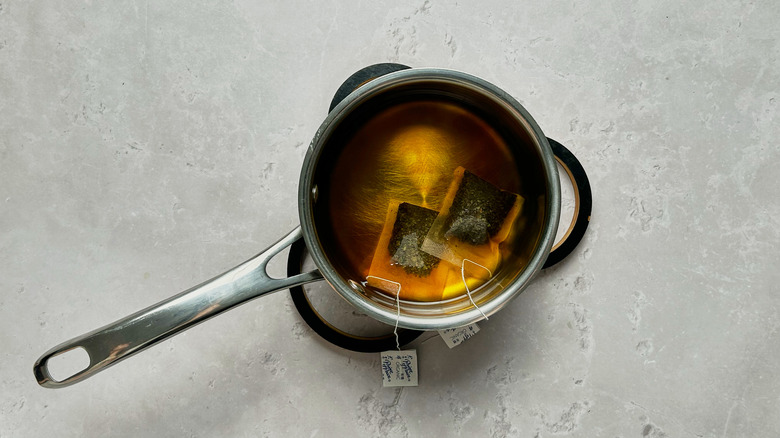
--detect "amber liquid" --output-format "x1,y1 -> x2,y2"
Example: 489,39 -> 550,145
316,99 -> 535,301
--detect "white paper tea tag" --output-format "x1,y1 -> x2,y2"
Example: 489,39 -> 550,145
438,323 -> 480,349
380,350 -> 418,387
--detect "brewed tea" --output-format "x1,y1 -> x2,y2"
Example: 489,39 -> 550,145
314,97 -> 543,302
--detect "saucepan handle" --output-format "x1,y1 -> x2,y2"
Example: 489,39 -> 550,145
544,138 -> 592,268
33,227 -> 323,389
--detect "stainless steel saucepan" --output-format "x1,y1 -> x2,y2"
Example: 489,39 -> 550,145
34,67 -> 591,388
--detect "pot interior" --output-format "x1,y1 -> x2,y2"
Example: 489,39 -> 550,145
304,72 -> 556,325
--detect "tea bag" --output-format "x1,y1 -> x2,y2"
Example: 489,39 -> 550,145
367,202 -> 449,302
422,167 -> 524,279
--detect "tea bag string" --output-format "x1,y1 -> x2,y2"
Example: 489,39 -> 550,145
366,275 -> 402,351
461,259 -> 490,321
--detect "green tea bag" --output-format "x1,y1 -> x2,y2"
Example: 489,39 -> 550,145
422,167 -> 524,274
367,202 -> 449,301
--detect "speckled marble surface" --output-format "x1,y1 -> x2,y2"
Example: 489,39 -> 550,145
2,1 -> 780,437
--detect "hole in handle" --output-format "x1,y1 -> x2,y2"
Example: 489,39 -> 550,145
46,347 -> 91,382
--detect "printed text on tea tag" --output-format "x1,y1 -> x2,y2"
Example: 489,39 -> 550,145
380,350 -> 418,387
438,323 -> 480,349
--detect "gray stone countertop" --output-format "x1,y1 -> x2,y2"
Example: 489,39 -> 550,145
2,1 -> 779,437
